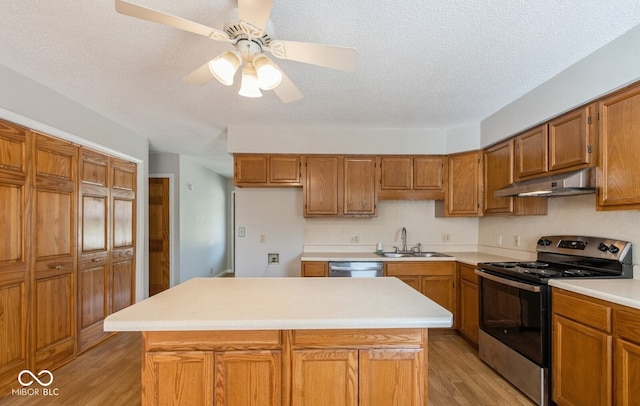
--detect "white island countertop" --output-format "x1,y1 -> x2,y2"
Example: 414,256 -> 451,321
104,277 -> 453,332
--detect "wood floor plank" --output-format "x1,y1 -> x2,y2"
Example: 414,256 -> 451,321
0,332 -> 535,405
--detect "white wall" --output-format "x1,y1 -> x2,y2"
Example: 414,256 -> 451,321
0,63 -> 150,301
304,200 -> 479,253
179,156 -> 229,282
234,188 -> 304,277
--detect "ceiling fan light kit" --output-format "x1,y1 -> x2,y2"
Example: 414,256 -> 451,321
114,0 -> 358,103
238,63 -> 262,98
208,50 -> 242,86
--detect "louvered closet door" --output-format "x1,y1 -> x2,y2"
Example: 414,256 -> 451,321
110,158 -> 136,314
0,121 -> 30,390
77,149 -> 110,352
31,132 -> 78,371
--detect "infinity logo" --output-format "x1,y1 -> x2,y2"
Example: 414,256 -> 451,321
18,370 -> 54,387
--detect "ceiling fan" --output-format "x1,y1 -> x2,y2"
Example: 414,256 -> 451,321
115,0 -> 358,103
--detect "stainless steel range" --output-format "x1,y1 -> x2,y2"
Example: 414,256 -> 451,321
476,236 -> 632,406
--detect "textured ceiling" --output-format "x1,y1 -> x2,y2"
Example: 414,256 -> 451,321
1,1 -> 640,177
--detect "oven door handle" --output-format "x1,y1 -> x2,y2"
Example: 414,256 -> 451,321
474,269 -> 541,293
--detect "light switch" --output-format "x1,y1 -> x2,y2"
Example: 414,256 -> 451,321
238,227 -> 245,237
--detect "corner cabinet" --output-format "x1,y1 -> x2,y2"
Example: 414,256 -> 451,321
596,83 -> 640,210
436,150 -> 483,217
515,105 -> 595,181
303,155 -> 377,217
483,139 -> 547,216
234,154 -> 302,187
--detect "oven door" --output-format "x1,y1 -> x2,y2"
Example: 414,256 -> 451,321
475,270 -> 550,367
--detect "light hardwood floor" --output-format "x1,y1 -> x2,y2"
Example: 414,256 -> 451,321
1,332 -> 534,405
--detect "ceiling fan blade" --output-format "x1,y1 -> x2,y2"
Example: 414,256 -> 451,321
269,40 -> 358,72
183,62 -> 214,85
272,68 -> 303,103
237,0 -> 274,33
115,0 -> 230,42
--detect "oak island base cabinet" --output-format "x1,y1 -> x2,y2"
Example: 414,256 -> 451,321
104,278 -> 452,406
142,328 -> 427,406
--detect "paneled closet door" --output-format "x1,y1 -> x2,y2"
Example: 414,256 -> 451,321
31,132 -> 78,371
77,149 -> 110,353
0,122 -> 30,390
110,158 -> 136,314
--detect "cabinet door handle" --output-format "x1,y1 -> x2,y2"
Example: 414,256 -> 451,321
54,265 -> 62,270
92,258 -> 102,262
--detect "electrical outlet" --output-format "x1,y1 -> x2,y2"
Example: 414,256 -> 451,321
496,235 -> 503,246
442,233 -> 450,243
513,235 -> 521,247
259,234 -> 266,243
267,253 -> 279,264
350,235 -> 360,243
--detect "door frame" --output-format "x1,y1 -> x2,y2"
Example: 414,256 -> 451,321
149,173 -> 176,290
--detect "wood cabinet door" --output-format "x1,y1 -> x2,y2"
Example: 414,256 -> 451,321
615,338 -> 640,406
0,122 -> 29,389
413,156 -> 444,191
552,314 -> 612,406
292,349 -> 358,406
77,148 -> 110,352
31,132 -> 77,371
149,177 -> 170,296
304,156 -> 342,216
459,279 -> 479,346
445,151 -> 483,216
484,139 -> 515,214
269,155 -> 301,185
360,348 -> 425,406
421,275 -> 455,315
597,84 -> 640,210
143,351 -> 214,406
343,156 -> 377,216
235,155 -> 268,185
215,350 -> 281,406
110,158 -> 136,314
515,125 -> 548,180
379,156 -> 412,190
548,105 -> 594,172
396,275 -> 421,292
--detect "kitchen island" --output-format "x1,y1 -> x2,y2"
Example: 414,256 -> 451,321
104,277 -> 452,406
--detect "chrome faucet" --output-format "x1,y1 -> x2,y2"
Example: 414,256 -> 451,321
401,227 -> 407,252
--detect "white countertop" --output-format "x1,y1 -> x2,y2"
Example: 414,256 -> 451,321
301,251 -> 522,266
549,279 -> 640,310
104,277 -> 453,332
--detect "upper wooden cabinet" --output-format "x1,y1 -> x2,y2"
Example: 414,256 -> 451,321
234,154 -> 301,187
515,105 -> 595,181
303,155 -> 377,217
436,150 -> 483,217
378,156 -> 445,200
483,139 -> 547,216
597,83 -> 640,211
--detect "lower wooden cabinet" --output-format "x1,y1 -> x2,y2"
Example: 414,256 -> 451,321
552,288 -> 640,406
385,261 -> 456,329
142,328 -> 427,406
301,261 -> 328,277
457,263 -> 479,346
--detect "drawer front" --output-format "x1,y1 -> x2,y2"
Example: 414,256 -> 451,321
615,308 -> 640,344
385,261 -> 454,276
553,289 -> 612,333
459,264 -> 477,284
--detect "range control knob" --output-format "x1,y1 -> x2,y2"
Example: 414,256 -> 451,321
598,242 -> 609,252
609,245 -> 620,254
537,238 -> 551,246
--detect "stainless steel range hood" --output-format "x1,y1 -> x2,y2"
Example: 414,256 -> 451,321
495,168 -> 596,197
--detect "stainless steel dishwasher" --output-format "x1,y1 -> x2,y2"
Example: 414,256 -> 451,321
328,261 -> 384,277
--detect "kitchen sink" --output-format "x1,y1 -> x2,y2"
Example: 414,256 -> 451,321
375,251 -> 450,258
